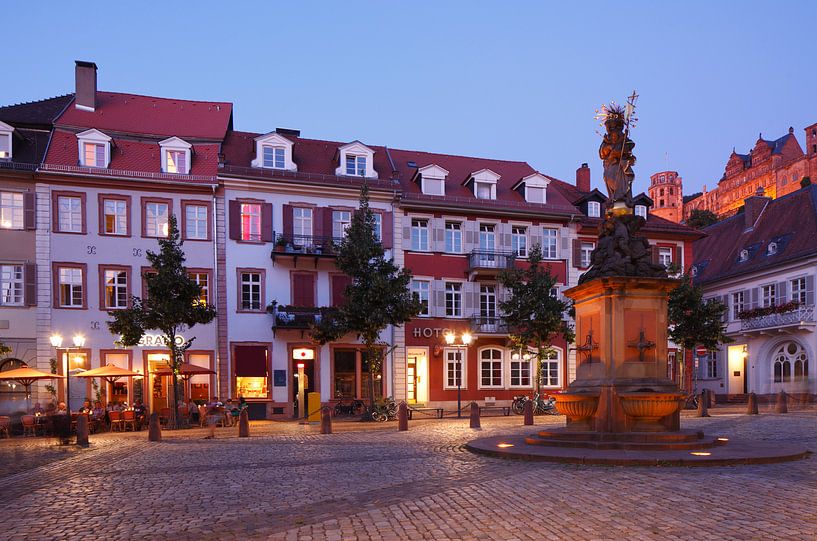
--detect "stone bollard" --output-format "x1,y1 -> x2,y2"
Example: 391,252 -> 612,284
238,409 -> 250,437
708,389 -> 716,408
398,402 -> 408,432
469,402 -> 481,429
747,392 -> 759,415
775,390 -> 788,414
76,414 -> 89,447
523,399 -> 534,426
697,390 -> 710,417
148,412 -> 162,442
320,406 -> 332,434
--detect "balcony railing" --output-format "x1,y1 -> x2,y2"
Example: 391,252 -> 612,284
271,306 -> 323,329
470,315 -> 509,334
272,233 -> 344,257
740,306 -> 816,332
467,250 -> 516,273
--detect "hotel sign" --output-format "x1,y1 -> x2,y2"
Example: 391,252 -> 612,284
137,334 -> 186,347
412,327 -> 465,339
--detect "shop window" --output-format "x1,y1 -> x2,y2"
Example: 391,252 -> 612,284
333,350 -> 356,398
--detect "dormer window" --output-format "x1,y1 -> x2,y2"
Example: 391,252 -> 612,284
252,132 -> 296,171
475,182 -> 494,200
513,173 -> 551,204
588,201 -> 601,217
635,205 -> 647,218
415,164 -> 449,196
767,242 -> 778,255
159,137 -> 192,175
739,249 -> 749,262
0,121 -> 13,159
263,146 -> 285,169
76,128 -> 112,168
336,141 -> 375,178
346,155 -> 367,176
466,169 -> 500,200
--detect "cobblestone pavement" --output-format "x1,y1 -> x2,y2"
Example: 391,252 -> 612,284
0,410 -> 815,540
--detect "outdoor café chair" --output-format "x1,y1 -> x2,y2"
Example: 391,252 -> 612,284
109,410 -> 123,432
22,415 -> 40,436
122,410 -> 137,431
159,407 -> 172,427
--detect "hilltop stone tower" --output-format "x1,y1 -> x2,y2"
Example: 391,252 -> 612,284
648,171 -> 683,223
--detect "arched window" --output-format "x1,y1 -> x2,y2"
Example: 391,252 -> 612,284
772,342 -> 808,383
479,348 -> 503,388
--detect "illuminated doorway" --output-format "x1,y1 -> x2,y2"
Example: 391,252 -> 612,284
407,348 -> 429,404
727,344 -> 747,395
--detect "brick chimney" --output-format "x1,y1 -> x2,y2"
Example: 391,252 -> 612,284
75,60 -> 98,112
744,186 -> 771,229
576,163 -> 591,192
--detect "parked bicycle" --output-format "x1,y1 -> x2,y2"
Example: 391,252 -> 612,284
511,392 -> 558,415
371,396 -> 398,422
333,394 -> 365,417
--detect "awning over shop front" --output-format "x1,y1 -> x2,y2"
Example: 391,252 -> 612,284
234,346 -> 268,377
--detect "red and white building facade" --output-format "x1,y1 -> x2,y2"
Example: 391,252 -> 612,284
0,60 -> 702,416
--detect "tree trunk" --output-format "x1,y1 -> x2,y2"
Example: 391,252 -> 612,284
168,344 -> 180,430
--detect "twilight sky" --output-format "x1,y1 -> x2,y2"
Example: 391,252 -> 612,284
4,1 -> 816,196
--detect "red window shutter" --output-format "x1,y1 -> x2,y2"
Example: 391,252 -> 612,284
322,208 -> 334,241
292,274 -> 316,307
571,239 -> 581,269
261,203 -> 274,242
331,274 -> 352,306
24,192 -> 36,230
381,212 -> 393,249
675,246 -> 683,268
313,207 -> 325,239
24,263 -> 36,306
228,200 -> 241,240
650,245 -> 659,265
282,204 -> 293,241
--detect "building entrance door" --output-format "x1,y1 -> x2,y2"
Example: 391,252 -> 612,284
292,348 -> 316,419
727,345 -> 747,395
407,349 -> 428,404
147,353 -> 172,412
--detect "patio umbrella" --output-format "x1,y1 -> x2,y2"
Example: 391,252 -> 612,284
151,363 -> 215,403
74,364 -> 142,386
0,366 -> 66,410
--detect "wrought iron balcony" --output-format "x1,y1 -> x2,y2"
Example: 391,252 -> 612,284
739,306 -> 816,333
271,306 -> 323,329
467,250 -> 516,278
271,233 -> 345,267
470,315 -> 509,335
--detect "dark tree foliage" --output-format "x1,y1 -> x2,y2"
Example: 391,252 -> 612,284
499,244 -> 575,391
312,184 -> 421,415
686,209 -> 719,229
108,215 -> 216,427
668,274 -> 732,354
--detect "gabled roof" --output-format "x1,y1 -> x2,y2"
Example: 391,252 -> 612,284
0,94 -> 73,129
573,188 -> 607,204
632,192 -> 654,207
693,185 -> 817,284
56,92 -> 232,140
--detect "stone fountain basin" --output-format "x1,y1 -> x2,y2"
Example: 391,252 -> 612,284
618,391 -> 685,420
554,393 -> 600,419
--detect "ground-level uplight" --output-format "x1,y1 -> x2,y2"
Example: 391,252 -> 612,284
690,451 -> 711,456
497,442 -> 514,448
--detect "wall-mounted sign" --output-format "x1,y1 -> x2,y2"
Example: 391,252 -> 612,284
273,370 -> 286,387
411,327 -> 462,339
292,347 -> 315,360
137,334 -> 186,347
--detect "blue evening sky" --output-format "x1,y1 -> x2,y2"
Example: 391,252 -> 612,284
4,1 -> 816,196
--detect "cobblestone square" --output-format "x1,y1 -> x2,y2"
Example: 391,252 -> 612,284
0,410 -> 815,540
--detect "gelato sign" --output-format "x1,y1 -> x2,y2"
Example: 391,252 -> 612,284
137,334 -> 186,347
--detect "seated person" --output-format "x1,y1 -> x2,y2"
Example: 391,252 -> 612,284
32,402 -> 45,415
132,399 -> 147,427
55,402 -> 68,415
187,400 -> 199,424
79,400 -> 93,414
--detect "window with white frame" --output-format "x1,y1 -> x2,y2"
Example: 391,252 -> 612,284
445,282 -> 462,317
762,284 -> 777,307
102,198 -> 127,235
103,269 -> 128,309
705,352 -> 718,379
0,191 -> 23,230
411,280 -> 429,316
587,201 -> 601,217
540,349 -> 560,387
635,205 -> 647,218
790,277 -> 807,305
479,348 -> 503,388
159,137 -> 192,174
658,247 -> 673,268
57,196 -> 83,233
146,202 -> 170,238
580,242 -> 594,268
732,291 -> 745,320
0,264 -> 23,306
293,207 -> 313,241
542,228 -> 557,259
512,227 -> 527,257
83,142 -> 106,168
190,272 -> 209,306
510,353 -> 532,387
525,186 -> 546,203
475,181 -> 494,200
240,272 -> 262,311
263,146 -> 285,169
58,267 -> 83,308
445,222 -> 462,253
773,341 -> 809,383
479,285 -> 496,318
372,212 -> 382,242
165,149 -> 187,174
332,210 -> 352,239
185,204 -> 208,240
422,177 -> 445,196
0,124 -> 11,159
240,203 -> 261,242
479,224 -> 495,251
444,349 -> 464,389
345,155 -> 367,176
411,219 -> 429,251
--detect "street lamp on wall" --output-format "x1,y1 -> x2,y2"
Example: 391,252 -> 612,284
444,331 -> 473,419
49,333 -> 86,414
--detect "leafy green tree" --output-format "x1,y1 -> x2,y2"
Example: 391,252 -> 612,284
686,209 -> 718,229
108,215 -> 216,428
312,184 -> 421,417
499,245 -> 575,391
0,340 -> 9,356
668,274 -> 732,387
